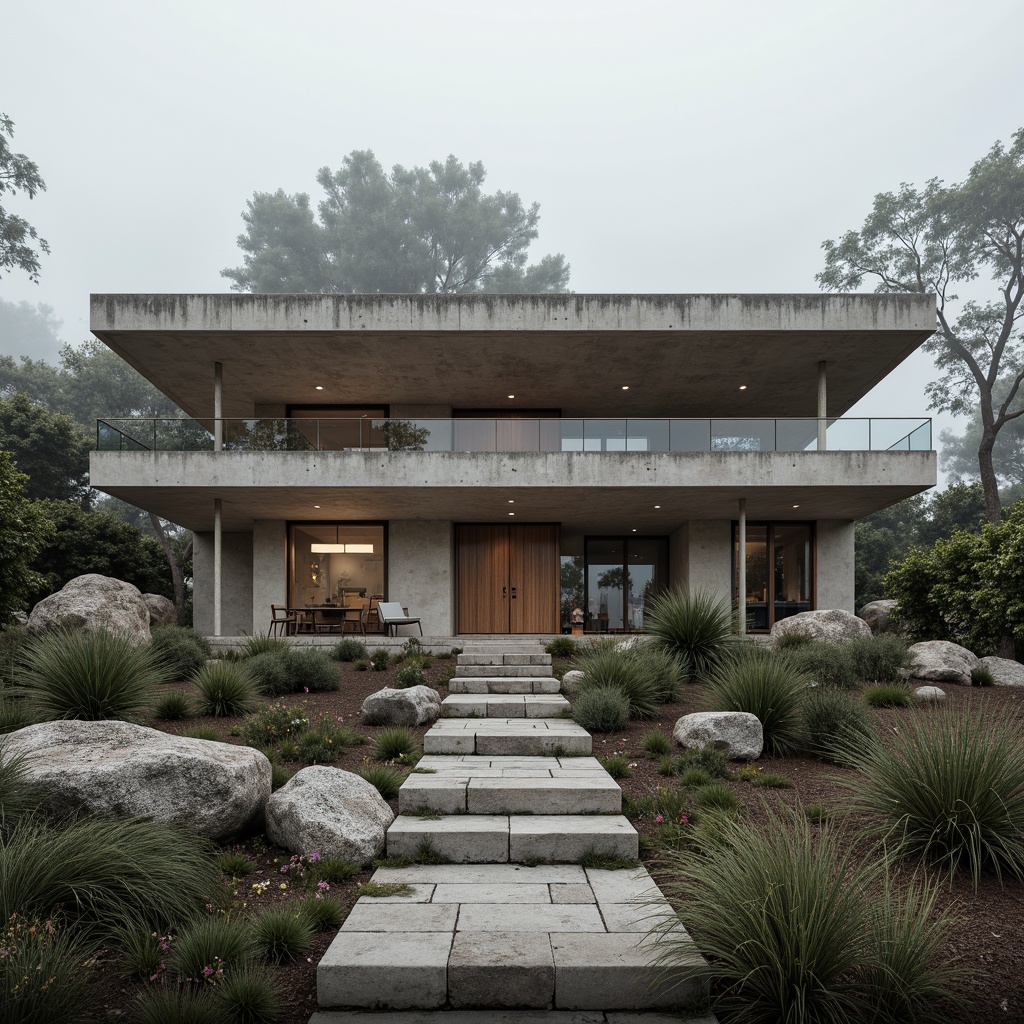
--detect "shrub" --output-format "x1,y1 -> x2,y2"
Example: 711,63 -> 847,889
641,729 -> 672,758
252,908 -> 314,963
545,636 -> 578,657
971,666 -> 996,687
240,702 -> 309,747
296,722 -> 343,764
150,626 -> 211,682
333,638 -> 368,662
245,651 -> 292,696
784,640 -> 857,689
297,893 -> 344,931
575,647 -> 660,719
841,709 -> 1024,887
215,851 -> 254,877
657,754 -> 676,776
18,627 -> 161,721
677,746 -> 730,779
846,633 -> 914,683
369,649 -> 390,671
394,664 -> 426,688
136,985 -> 225,1024
678,767 -> 712,788
282,649 -> 339,692
153,691 -> 193,721
359,763 -> 405,799
239,634 -> 291,657
703,651 -> 808,755
599,754 -> 631,780
865,683 -> 913,708
803,687 -> 871,763
192,661 -> 257,717
694,782 -> 742,813
374,726 -> 419,762
353,659 -> 368,671
572,686 -> 630,732
645,586 -> 738,680
216,967 -> 282,1024
168,916 -> 257,981
628,643 -> 687,704
0,917 -> 90,1022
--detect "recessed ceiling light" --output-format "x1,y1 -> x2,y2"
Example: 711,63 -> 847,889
313,505 -> 321,509
621,385 -> 630,390
509,511 -> 515,516
632,528 -> 637,532
739,385 -> 748,390
792,504 -> 800,508
654,505 -> 661,509
315,385 -> 324,391
508,394 -> 515,399
508,499 -> 515,504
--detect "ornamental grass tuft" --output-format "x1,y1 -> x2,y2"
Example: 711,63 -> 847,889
149,626 -> 211,682
846,633 -> 915,683
239,634 -> 291,658
864,683 -> 914,708
358,763 -> 405,799
192,661 -> 258,717
644,586 -> 739,681
802,686 -> 872,763
574,645 -> 670,719
252,908 -> 314,964
373,726 -> 419,762
641,729 -> 672,758
572,685 -> 630,733
167,916 -> 258,982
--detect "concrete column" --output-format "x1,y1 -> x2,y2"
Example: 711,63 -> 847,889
738,499 -> 747,635
817,360 -> 827,451
213,498 -> 222,636
214,361 -> 223,452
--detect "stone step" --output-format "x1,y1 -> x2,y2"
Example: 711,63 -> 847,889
441,694 -> 570,719
423,719 -> 591,756
316,864 -> 706,1012
398,755 -> 620,814
312,1013 -> 715,1024
448,677 -> 561,695
458,653 -> 553,667
454,664 -> 552,678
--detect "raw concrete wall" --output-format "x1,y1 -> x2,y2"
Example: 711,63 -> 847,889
685,520 -> 732,603
816,520 -> 856,612
668,524 -> 689,590
251,520 -> 287,635
193,531 -> 254,636
387,521 -> 453,635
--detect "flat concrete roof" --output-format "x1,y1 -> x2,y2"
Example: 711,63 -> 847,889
90,293 -> 936,419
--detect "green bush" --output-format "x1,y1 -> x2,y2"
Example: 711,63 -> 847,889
239,634 -> 291,658
216,966 -> 282,1022
971,666 -> 996,687
150,626 -> 211,682
841,709 -> 1024,887
394,664 -> 426,688
846,633 -> 914,683
240,702 -> 309,747
865,683 -> 913,708
136,985 -> 225,1024
215,851 -> 254,877
245,651 -> 291,696
153,691 -> 193,721
168,916 -> 257,980
677,746 -> 729,779
641,729 -> 672,758
545,636 -> 578,657
370,649 -> 390,671
359,763 -> 405,799
18,627 -> 161,722
296,893 -> 344,931
703,651 -> 808,755
628,643 -> 686,704
599,755 -> 631,780
192,661 -> 257,717
333,638 -> 368,662
694,782 -> 742,813
354,659 -> 368,671
252,908 -> 314,964
645,586 -> 737,680
572,686 -> 630,732
575,647 -> 660,719
653,809 -> 964,1023
295,718 -> 346,764
282,649 -> 339,692
374,726 -> 419,762
802,687 -> 871,763
784,640 -> 857,689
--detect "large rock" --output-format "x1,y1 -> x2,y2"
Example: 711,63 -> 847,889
906,640 -> 979,685
561,669 -> 585,694
265,766 -> 393,863
361,685 -> 441,726
2,720 -> 270,840
27,574 -> 151,645
858,599 -> 899,634
673,711 -> 763,761
144,593 -> 178,629
978,656 -> 1024,687
770,609 -> 871,647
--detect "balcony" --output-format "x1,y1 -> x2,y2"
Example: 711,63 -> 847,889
96,416 -> 932,454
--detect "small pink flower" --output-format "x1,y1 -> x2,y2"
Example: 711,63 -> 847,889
655,815 -> 664,823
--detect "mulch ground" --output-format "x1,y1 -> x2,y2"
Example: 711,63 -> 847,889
81,654 -> 1024,1024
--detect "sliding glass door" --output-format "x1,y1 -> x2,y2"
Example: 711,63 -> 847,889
584,536 -> 669,633
733,522 -> 813,631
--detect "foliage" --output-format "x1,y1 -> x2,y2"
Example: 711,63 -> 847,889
252,908 -> 314,964
18,627 -> 161,721
0,625 -> 29,686
358,763 -> 405,799
818,129 -> 1024,524
845,708 -> 1024,886
0,452 -> 52,623
0,749 -> 34,825
135,985 -> 225,1024
215,967 -> 282,1024
598,755 -> 631,780
676,746 -> 730,779
332,637 -> 367,662
239,634 -> 290,658
0,113 -> 49,282
972,666 -> 995,687
703,650 -> 808,755
215,852 -> 254,878
641,729 -> 672,758
192,661 -> 257,717
574,646 -> 660,719
645,587 -> 737,681
802,687 -> 871,763
677,767 -> 712,788
845,634 -> 913,683
222,150 -> 570,295
296,893 -> 344,931
239,702 -> 309,747
629,643 -> 686,704
653,809 -> 963,1023
694,782 -> 742,813
281,649 -> 338,692
153,691 -> 193,721
571,685 -> 630,733
864,684 -> 914,708
369,649 -> 390,671
294,715 -> 350,764
150,625 -> 211,682
244,651 -> 291,697
353,659 -> 368,671
167,916 -> 257,981
783,640 -> 857,689
373,726 -> 419,762
545,636 -> 578,657
394,664 -> 426,689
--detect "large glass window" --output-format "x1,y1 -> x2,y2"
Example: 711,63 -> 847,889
584,536 -> 669,633
733,522 -> 813,631
288,523 -> 385,608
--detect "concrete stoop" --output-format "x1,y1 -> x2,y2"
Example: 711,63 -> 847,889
441,693 -> 571,718
449,677 -> 562,694
423,719 -> 592,756
312,1014 -> 716,1023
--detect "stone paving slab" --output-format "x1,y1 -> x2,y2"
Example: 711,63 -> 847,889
311,1012 -> 717,1023
371,864 -> 588,884
431,882 -> 552,904
509,815 -> 638,862
454,664 -> 551,677
449,677 -> 562,694
424,719 -> 592,756
457,903 -> 606,933
341,903 -> 458,932
466,776 -> 621,815
386,815 -> 510,863
441,693 -> 571,718
449,931 -> 555,1008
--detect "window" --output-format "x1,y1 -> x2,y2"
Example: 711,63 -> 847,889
288,523 -> 385,607
582,536 -> 669,633
732,522 -> 814,631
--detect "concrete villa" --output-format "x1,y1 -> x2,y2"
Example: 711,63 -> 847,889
88,293 -> 937,640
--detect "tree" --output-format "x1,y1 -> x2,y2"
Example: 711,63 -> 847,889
817,129 -> 1024,524
0,393 -> 91,505
0,299 -> 63,361
0,451 -> 53,622
0,114 -> 49,283
222,150 -> 570,295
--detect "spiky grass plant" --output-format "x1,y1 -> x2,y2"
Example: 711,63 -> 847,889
153,690 -> 193,721
652,808 -> 964,1024
373,726 -> 419,762
0,694 -> 31,734
971,666 -> 996,687
865,683 -> 913,708
599,754 -> 631,780
192,661 -> 257,717
215,852 -> 254,877
183,725 -> 220,741
359,763 -> 405,799
149,626 -> 211,682
694,782 -> 742,813
846,633 -> 914,683
657,754 -> 676,776
703,649 -> 808,755
628,643 -> 687,704
168,916 -> 257,981
252,908 -> 314,963
572,685 -> 630,733
840,708 -> 1024,888
310,857 -> 360,886
678,767 -> 712,788
641,729 -> 672,758
645,586 -> 739,681
677,746 -> 729,779
136,985 -> 225,1024
239,633 -> 291,657
802,686 -> 872,763
574,646 -> 665,719
0,749 -> 34,825
216,966 -> 282,1023
296,893 -> 345,931
783,640 -> 857,689
17,628 -> 161,721
545,636 -> 578,657
0,916 -> 90,1022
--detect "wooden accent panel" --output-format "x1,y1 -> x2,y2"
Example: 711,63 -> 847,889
509,524 -> 560,634
456,525 -> 510,633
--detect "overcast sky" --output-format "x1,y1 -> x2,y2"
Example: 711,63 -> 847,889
3,0 -> 1021,475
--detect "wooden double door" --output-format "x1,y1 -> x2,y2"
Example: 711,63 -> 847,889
456,524 -> 560,634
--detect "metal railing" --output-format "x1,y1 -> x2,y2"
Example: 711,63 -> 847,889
95,416 -> 932,454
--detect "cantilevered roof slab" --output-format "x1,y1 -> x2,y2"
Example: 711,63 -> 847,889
90,293 -> 936,420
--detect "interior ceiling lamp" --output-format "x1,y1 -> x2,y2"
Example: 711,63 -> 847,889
310,526 -> 375,555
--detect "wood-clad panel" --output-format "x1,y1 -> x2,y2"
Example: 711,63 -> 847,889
456,525 -> 509,633
510,524 -> 560,634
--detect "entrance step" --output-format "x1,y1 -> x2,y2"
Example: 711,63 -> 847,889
423,719 -> 591,756
398,755 -> 621,815
448,677 -> 561,694
386,815 -> 638,864
312,1013 -> 714,1024
441,693 -> 570,719
455,664 -> 552,678
316,864 -> 705,1012
458,653 -> 552,668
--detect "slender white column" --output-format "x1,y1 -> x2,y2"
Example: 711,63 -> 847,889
817,360 -> 827,451
738,498 -> 747,636
213,498 -> 222,637
214,361 -> 223,452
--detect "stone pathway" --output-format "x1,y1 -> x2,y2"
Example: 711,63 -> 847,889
313,646 -> 715,1020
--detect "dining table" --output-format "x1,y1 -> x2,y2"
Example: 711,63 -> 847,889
287,605 -> 363,635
